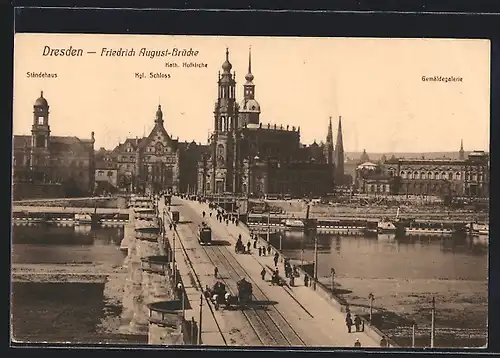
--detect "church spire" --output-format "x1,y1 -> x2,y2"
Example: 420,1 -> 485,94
245,46 -> 254,83
459,138 -> 465,160
334,116 -> 345,185
324,116 -> 334,165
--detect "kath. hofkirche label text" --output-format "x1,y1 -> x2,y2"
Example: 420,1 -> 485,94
42,46 -> 200,59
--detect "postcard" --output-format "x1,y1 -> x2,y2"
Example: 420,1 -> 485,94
11,33 -> 490,348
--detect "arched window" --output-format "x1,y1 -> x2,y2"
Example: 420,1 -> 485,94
434,172 -> 439,180
217,144 -> 224,157
455,172 -> 461,180
400,171 -> 406,179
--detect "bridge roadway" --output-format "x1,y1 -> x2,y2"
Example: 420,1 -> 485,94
164,197 -> 380,348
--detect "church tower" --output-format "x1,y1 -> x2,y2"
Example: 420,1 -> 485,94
212,48 -> 238,193
459,139 -> 465,160
30,91 -> 51,177
324,117 -> 334,165
155,104 -> 164,126
239,46 -> 261,127
334,116 -> 345,186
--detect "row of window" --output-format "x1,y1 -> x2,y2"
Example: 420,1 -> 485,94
366,184 -> 390,193
393,170 -> 485,181
97,170 -> 115,177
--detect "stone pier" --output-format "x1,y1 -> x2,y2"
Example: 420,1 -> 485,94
147,300 -> 185,345
128,220 -> 161,334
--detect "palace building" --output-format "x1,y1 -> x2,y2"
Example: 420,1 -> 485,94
382,146 -> 489,198
110,104 -> 201,194
196,48 -> 344,198
12,91 -> 95,199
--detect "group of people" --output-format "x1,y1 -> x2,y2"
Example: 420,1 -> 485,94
345,309 -> 363,333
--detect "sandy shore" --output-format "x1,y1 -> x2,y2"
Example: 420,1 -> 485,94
319,276 -> 487,346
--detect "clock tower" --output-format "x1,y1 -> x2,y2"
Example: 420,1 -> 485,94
30,91 -> 51,180
211,48 -> 238,193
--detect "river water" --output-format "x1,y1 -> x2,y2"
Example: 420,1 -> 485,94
269,231 -> 488,347
11,223 -> 488,347
10,224 -> 147,344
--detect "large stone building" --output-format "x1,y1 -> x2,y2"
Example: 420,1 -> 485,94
110,105 -> 200,194
197,48 -> 343,198
94,148 -> 119,193
12,91 -> 95,199
382,148 -> 489,198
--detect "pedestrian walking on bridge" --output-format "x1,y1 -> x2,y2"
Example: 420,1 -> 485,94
169,223 -> 173,230
246,241 -> 251,253
354,338 -> 361,347
346,311 -> 353,333
253,239 -> 257,249
354,314 -> 362,332
267,246 -> 271,255
258,247 -> 262,256
273,252 -> 279,267
261,268 -> 266,281
214,266 -> 219,279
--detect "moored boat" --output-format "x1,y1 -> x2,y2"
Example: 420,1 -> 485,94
467,222 -> 489,236
283,219 -> 305,231
74,213 -> 93,225
377,218 -> 397,234
405,221 -> 456,236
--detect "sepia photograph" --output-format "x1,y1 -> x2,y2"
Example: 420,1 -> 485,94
11,33 -> 490,348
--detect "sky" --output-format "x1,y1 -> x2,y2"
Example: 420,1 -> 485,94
13,34 -> 490,153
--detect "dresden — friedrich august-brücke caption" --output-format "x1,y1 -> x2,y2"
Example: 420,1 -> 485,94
42,46 -> 200,59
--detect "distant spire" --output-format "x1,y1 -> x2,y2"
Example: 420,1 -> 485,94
327,116 -> 333,143
459,138 -> 465,160
245,46 -> 254,82
40,90 -> 44,98
334,116 -> 345,185
325,116 -> 334,165
335,116 -> 344,155
248,46 -> 252,73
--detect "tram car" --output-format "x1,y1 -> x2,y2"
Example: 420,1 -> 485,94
164,193 -> 172,206
199,222 -> 212,245
171,210 -> 180,223
237,278 -> 253,306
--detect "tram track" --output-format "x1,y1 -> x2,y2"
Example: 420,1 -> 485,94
160,201 -> 228,346
182,206 -> 306,347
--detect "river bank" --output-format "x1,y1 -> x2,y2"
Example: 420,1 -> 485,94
259,200 -> 488,221
326,277 -> 487,347
13,196 -> 128,209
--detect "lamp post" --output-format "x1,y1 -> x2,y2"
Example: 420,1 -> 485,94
330,268 -> 336,295
198,293 -> 203,345
431,296 -> 436,348
173,228 -> 177,285
313,236 -> 318,290
368,292 -> 375,322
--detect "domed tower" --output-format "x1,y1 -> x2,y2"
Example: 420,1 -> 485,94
239,46 -> 261,127
30,91 -> 51,173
